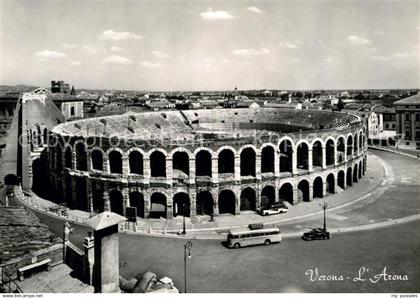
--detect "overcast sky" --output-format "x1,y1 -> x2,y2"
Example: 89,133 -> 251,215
1,0 -> 419,91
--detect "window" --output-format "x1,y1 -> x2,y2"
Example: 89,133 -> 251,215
70,106 -> 75,116
405,113 -> 410,121
416,114 -> 420,121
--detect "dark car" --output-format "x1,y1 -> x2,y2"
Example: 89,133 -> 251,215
302,228 -> 331,241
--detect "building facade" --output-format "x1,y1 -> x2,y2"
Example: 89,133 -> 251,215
394,93 -> 420,149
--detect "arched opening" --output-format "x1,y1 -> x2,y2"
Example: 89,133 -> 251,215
363,157 -> 367,174
240,147 -> 256,176
313,176 -> 323,199
261,146 -> 274,174
173,193 -> 190,217
279,183 -> 294,204
347,135 -> 353,158
297,142 -> 309,170
91,150 -> 104,171
297,180 -> 310,202
109,151 -> 122,174
64,147 -> 72,168
56,146 -> 62,171
150,151 -> 166,177
354,133 -> 359,153
109,189 -> 124,215
37,127 -> 42,147
240,187 -> 256,211
173,151 -> 189,177
92,187 -> 105,213
326,139 -> 335,166
279,140 -> 293,173
129,192 -> 144,218
150,192 -> 167,218
346,167 -> 353,187
65,174 -> 72,207
358,161 -> 362,179
312,141 -> 323,168
337,137 -> 345,163
196,150 -> 212,177
326,173 -> 335,194
129,151 -> 143,175
32,153 -> 49,199
4,174 -> 19,185
43,128 -> 48,146
75,143 -> 87,171
359,134 -> 363,151
261,185 -> 275,208
218,149 -> 234,174
218,190 -> 236,214
353,164 -> 358,183
338,170 -> 345,189
75,177 -> 87,211
196,191 -> 213,216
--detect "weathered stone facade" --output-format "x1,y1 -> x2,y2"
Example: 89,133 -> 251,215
37,108 -> 367,220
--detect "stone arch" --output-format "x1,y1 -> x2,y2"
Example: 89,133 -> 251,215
75,177 -> 87,211
347,134 -> 353,157
261,145 -> 275,174
240,187 -> 257,211
325,138 -> 335,166
353,164 -> 358,183
173,192 -> 190,217
109,189 -> 124,216
312,140 -> 323,168
218,148 -> 235,174
43,127 -> 48,146
218,189 -> 236,214
129,191 -> 144,218
91,149 -> 104,171
64,146 -> 72,169
297,179 -> 310,202
313,176 -> 323,199
150,192 -> 167,218
32,153 -> 49,198
326,173 -> 335,194
359,133 -> 363,152
358,160 -> 362,179
338,170 -> 345,189
337,136 -> 346,163
279,139 -> 293,173
354,132 -> 359,153
196,191 -> 213,216
129,150 -> 143,175
75,142 -> 88,171
261,185 -> 275,208
196,150 -> 212,177
150,150 -> 166,177
108,150 -> 123,174
279,182 -> 294,204
346,167 -> 353,187
172,151 -> 190,177
296,141 -> 309,170
240,147 -> 256,176
56,145 -> 62,171
92,187 -> 105,213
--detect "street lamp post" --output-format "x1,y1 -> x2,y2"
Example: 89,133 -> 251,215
184,241 -> 193,293
182,203 -> 186,235
320,201 -> 328,231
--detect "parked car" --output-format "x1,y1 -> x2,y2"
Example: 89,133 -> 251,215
258,205 -> 288,216
302,228 -> 331,241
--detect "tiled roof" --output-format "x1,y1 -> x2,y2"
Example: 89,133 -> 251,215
393,93 -> 420,105
0,207 -> 61,264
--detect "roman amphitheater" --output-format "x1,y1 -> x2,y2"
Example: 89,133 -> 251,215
31,108 -> 367,220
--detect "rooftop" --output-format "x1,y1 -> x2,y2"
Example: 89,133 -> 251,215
393,93 -> 420,105
0,206 -> 61,264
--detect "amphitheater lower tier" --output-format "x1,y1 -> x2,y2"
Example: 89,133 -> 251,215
40,151 -> 367,219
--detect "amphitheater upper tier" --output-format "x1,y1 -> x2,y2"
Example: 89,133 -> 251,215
52,108 -> 361,150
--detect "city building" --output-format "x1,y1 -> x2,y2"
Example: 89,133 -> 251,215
394,93 -> 420,149
51,81 -> 70,94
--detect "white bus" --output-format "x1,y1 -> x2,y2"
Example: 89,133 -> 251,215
227,226 -> 282,248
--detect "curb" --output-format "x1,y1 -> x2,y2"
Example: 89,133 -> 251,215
368,146 -> 420,160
